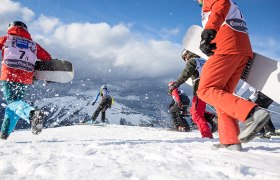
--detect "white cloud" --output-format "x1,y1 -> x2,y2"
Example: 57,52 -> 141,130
32,20 -> 183,80
31,15 -> 60,34
0,0 -> 34,32
0,0 -> 185,81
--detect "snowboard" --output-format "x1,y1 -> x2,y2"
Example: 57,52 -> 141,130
34,59 -> 74,83
183,25 -> 280,104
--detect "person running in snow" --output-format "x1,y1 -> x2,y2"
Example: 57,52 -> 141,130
168,50 -> 215,138
83,85 -> 114,124
0,21 -> 52,140
195,0 -> 270,150
235,82 -> 280,139
168,82 -> 191,132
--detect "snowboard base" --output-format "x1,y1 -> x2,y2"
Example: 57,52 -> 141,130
34,60 -> 74,83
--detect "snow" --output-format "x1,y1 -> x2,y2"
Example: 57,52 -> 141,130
1,124 -> 280,180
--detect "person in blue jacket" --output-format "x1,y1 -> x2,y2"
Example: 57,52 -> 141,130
83,85 -> 114,124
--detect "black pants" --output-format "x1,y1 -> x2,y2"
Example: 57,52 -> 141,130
92,97 -> 112,122
169,103 -> 190,131
254,91 -> 275,133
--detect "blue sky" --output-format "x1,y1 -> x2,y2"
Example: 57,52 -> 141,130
17,0 -> 279,51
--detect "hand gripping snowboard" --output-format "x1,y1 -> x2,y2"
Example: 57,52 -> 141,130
183,25 -> 280,104
34,59 -> 74,83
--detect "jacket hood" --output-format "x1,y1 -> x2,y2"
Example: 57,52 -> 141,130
7,26 -> 32,40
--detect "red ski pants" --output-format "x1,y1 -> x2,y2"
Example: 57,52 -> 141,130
190,96 -> 213,138
197,54 -> 256,144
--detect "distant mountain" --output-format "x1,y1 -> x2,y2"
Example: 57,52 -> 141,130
33,95 -> 160,128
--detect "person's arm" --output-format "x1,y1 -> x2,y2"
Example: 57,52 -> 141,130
203,0 -> 231,31
171,88 -> 182,107
176,59 -> 197,86
235,82 -> 250,97
0,36 -> 7,50
200,0 -> 231,56
36,43 -> 52,61
92,92 -> 100,105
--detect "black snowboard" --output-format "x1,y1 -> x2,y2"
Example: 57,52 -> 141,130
34,59 -> 74,83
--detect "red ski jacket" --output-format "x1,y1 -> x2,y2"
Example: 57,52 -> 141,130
201,0 -> 253,57
0,26 -> 52,84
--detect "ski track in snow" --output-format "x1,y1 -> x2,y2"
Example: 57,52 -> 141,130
0,125 -> 280,180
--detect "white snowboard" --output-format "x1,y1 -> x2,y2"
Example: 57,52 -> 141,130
183,25 -> 280,104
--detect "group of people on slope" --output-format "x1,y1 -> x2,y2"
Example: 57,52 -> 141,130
0,0 -> 278,150
0,21 -> 113,140
168,0 -> 277,151
168,50 -> 218,139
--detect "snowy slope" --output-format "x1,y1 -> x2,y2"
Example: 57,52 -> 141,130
32,95 -> 156,128
1,124 -> 280,180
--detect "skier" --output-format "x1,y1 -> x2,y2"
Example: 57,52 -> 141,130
235,82 -> 280,138
196,0 -> 270,150
168,50 -> 213,138
83,85 -> 114,124
168,82 -> 191,132
0,21 -> 52,139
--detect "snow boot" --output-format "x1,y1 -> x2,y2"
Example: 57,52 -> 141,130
212,143 -> 242,151
30,110 -> 45,135
238,108 -> 270,143
0,132 -> 9,140
209,116 -> 218,133
260,131 -> 280,139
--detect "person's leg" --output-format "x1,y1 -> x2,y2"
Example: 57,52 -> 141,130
204,111 -> 218,133
197,54 -> 269,143
170,104 -> 180,130
101,100 -> 111,123
1,81 -> 30,138
179,114 -> 190,132
190,96 -> 212,138
101,107 -> 106,122
197,54 -> 256,121
92,105 -> 103,121
216,107 -> 240,144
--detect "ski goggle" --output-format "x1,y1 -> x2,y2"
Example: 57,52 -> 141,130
197,0 -> 203,7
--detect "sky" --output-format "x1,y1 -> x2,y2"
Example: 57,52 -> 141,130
1,124 -> 280,179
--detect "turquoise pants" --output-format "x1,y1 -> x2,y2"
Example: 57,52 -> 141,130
1,81 -> 34,135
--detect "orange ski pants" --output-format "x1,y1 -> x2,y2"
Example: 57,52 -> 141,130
197,54 -> 256,144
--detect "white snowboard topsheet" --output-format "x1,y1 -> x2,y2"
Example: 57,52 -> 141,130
183,25 -> 280,104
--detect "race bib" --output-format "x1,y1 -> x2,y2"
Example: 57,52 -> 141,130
3,35 -> 37,72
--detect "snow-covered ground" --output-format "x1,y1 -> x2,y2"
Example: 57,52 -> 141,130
1,124 -> 280,180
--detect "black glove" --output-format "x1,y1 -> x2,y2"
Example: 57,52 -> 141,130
168,82 -> 179,95
200,29 -> 217,56
178,101 -> 183,109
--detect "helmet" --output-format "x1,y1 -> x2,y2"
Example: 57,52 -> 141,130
8,21 -> 28,31
181,49 -> 195,61
101,85 -> 107,90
